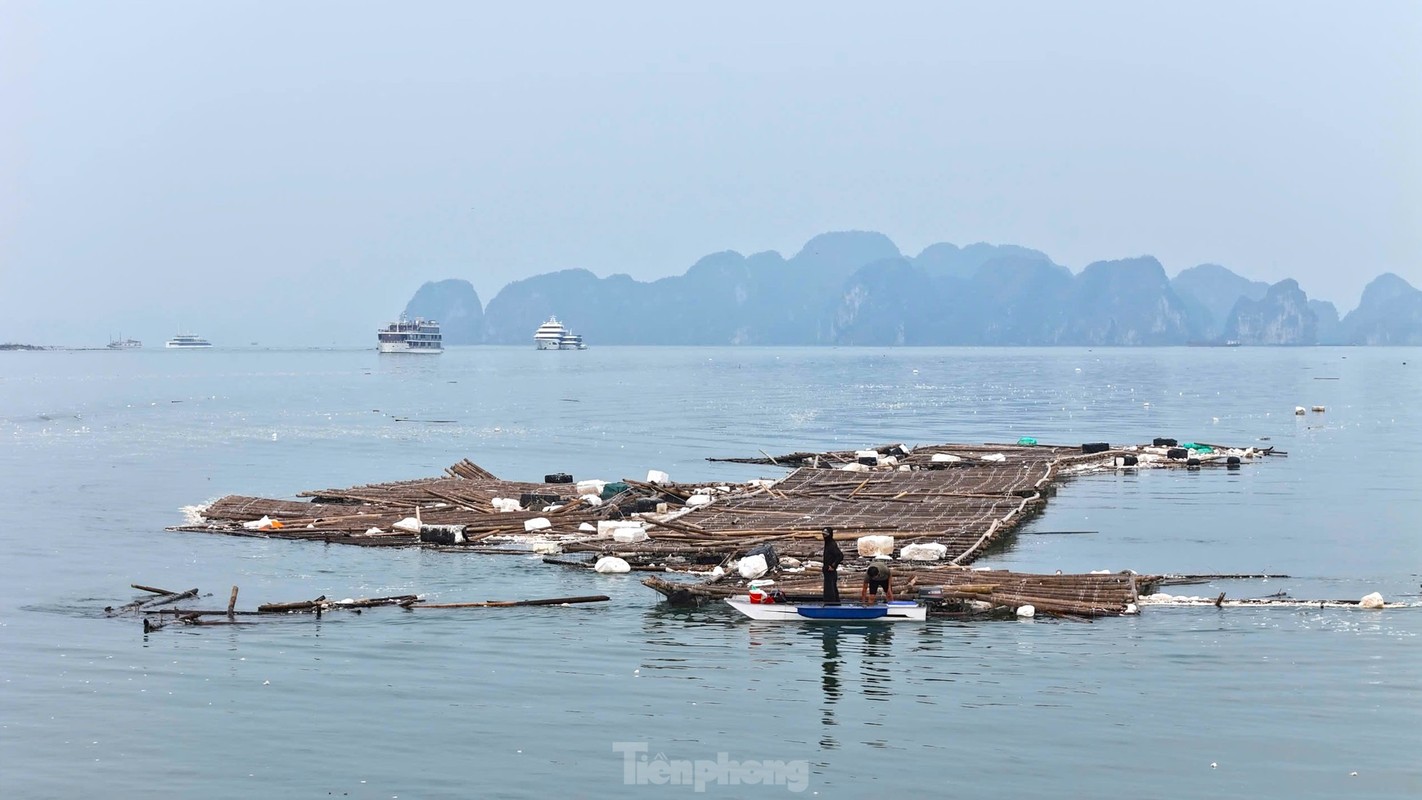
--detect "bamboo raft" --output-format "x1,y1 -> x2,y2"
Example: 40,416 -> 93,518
176,439 -> 1274,565
641,568 -> 1157,619
168,439 -> 1278,617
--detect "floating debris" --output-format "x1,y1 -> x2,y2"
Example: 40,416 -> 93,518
106,583 -> 608,633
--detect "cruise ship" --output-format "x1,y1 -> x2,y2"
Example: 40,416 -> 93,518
165,333 -> 213,349
378,316 -> 443,354
534,316 -> 588,350
534,316 -> 567,350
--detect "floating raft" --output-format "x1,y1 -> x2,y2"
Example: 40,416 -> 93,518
644,568 -> 1157,618
175,439 -> 1275,568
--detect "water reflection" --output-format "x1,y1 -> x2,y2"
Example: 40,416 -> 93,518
859,626 -> 895,701
816,626 -> 842,749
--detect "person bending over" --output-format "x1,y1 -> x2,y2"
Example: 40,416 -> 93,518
861,559 -> 894,604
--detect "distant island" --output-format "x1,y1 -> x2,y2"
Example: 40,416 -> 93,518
402,231 -> 1422,346
0,343 -> 49,351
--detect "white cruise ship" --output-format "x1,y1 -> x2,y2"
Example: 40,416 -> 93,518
534,316 -> 567,350
165,333 -> 213,349
378,316 -> 443,354
558,331 -> 587,350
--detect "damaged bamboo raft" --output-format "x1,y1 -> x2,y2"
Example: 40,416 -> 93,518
105,583 -> 610,633
174,439 -> 1276,571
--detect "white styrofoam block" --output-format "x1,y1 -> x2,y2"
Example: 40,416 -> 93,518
856,535 -> 895,557
612,526 -> 649,543
594,557 -> 631,574
900,542 -> 948,561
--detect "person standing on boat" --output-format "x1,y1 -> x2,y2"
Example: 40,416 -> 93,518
861,556 -> 894,604
820,527 -> 844,604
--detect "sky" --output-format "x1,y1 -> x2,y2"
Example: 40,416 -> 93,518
2,1 -> 1418,346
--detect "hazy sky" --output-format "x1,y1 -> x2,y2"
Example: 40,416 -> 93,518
3,2 -> 1418,346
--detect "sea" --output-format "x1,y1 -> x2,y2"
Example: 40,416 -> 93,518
1,345 -> 1418,799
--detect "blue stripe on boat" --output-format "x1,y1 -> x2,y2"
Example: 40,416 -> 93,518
795,606 -> 890,620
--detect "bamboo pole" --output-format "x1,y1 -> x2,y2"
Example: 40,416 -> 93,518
402,595 -> 610,609
258,596 -> 327,613
144,588 -> 199,608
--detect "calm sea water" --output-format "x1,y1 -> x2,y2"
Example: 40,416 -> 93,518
1,346 -> 1418,799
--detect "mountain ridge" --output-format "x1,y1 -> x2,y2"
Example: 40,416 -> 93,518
404,232 -> 1419,346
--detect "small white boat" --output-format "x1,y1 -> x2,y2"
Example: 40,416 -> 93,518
107,336 -> 142,350
725,595 -> 927,622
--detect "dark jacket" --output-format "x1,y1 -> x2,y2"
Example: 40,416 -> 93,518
823,536 -> 844,571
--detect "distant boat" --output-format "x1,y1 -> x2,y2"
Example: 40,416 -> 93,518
535,316 -> 587,350
534,316 -> 566,350
165,333 -> 212,349
107,336 -> 142,350
377,316 -> 443,354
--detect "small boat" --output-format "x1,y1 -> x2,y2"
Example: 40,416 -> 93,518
725,595 -> 927,622
107,336 -> 142,350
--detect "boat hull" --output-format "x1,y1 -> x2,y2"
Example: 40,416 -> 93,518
725,596 -> 926,622
378,342 -> 443,354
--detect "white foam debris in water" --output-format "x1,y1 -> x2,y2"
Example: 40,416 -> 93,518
179,503 -> 212,525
